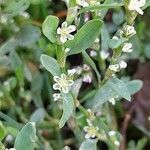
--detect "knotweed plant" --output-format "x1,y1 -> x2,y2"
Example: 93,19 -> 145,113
0,0 -> 150,150
40,0 -> 148,149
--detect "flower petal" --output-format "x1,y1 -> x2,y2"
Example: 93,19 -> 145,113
67,25 -> 76,33
54,76 -> 61,82
53,83 -> 61,91
57,27 -> 61,34
66,34 -> 74,40
60,35 -> 67,43
62,21 -> 67,28
62,86 -> 69,94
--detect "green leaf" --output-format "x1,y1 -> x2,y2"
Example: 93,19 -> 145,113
0,122 -> 6,141
0,142 -> 5,150
93,82 -> 117,111
42,15 -> 59,43
16,25 -> 41,47
30,108 -> 45,124
14,122 -> 36,150
5,0 -> 30,17
66,19 -> 103,55
78,3 -> 124,15
71,78 -> 82,98
108,38 -> 127,49
82,51 -> 101,83
144,43 -> 150,59
40,54 -> 61,76
108,76 -> 131,101
9,51 -> 24,87
127,80 -> 143,95
31,73 -> 43,107
0,39 -> 17,55
79,139 -> 97,150
59,93 -> 74,128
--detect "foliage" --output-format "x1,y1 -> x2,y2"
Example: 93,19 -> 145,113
0,0 -> 150,149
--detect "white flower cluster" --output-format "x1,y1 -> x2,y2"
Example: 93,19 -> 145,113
84,119 -> 99,139
128,0 -> 146,15
57,22 -> 76,43
109,60 -> 127,72
109,24 -> 137,72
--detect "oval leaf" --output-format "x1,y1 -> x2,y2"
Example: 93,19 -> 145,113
66,19 -> 103,55
42,15 -> 59,43
127,80 -> 143,95
108,76 -> 131,101
59,93 -> 74,128
14,122 -> 36,150
40,54 -> 61,76
79,139 -> 97,150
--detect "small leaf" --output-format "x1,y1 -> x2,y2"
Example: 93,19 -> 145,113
108,38 -> 127,49
66,19 -> 103,55
0,39 -> 17,55
14,122 -> 36,150
0,122 -> 6,141
71,78 -> 82,98
16,25 -> 41,47
78,3 -> 124,15
108,76 -> 131,101
42,15 -> 59,43
40,54 -> 61,76
79,139 -> 97,150
93,82 -> 117,111
5,0 -> 30,17
127,80 -> 143,95
59,93 -> 74,128
30,108 -> 45,124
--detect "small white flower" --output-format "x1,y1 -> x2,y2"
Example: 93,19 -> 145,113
57,22 -> 76,43
112,36 -> 119,40
53,73 -> 74,94
76,0 -> 99,7
63,146 -> 71,150
108,130 -> 116,136
123,25 -> 136,37
67,69 -> 76,76
94,38 -> 100,43
20,12 -> 30,18
65,48 -> 70,53
75,66 -> 82,75
84,120 -> 99,139
109,98 -> 116,105
109,64 -> 120,72
83,64 -> 91,71
100,51 -> 109,60
114,140 -> 120,146
122,43 -> 133,53
77,0 -> 89,7
53,93 -> 61,101
128,0 -> 146,15
119,60 -> 127,69
90,50 -> 97,57
0,14 -> 8,24
83,74 -> 92,83
5,148 -> 16,150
